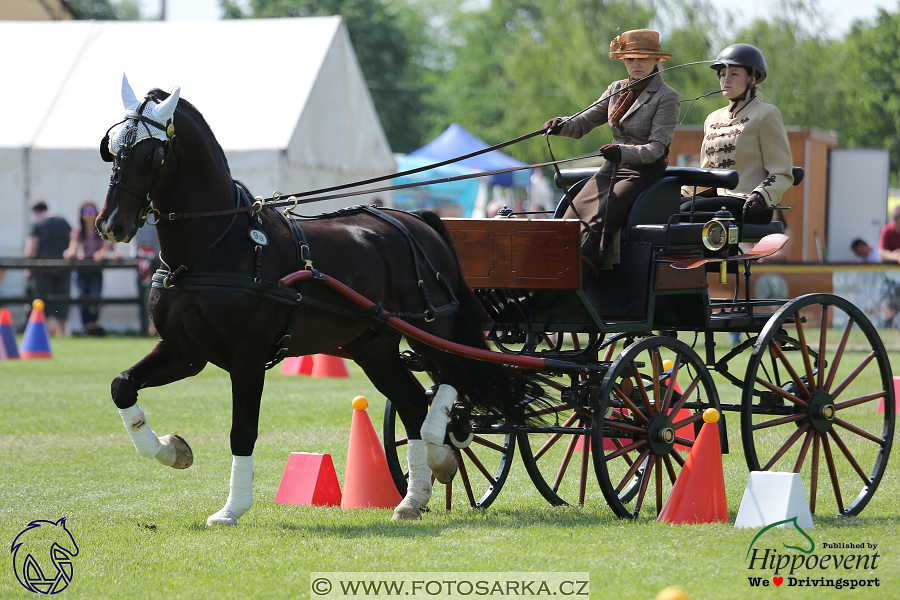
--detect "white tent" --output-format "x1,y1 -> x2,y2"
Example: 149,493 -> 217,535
0,17 -> 395,330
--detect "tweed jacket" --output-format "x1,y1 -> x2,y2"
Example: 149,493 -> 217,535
687,99 -> 793,206
557,74 -> 680,165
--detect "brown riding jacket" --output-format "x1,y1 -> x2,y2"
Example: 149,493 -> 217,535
556,74 -> 680,164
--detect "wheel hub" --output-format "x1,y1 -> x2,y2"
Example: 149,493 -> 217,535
808,391 -> 836,433
647,413 -> 676,456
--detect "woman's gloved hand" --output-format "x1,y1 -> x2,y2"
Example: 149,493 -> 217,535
743,192 -> 767,218
599,144 -> 622,163
542,118 -> 564,135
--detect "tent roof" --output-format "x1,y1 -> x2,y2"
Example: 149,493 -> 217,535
407,123 -> 531,187
0,17 -> 353,151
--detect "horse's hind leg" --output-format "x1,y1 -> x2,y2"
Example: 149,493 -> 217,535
344,338 -> 439,520
112,340 -> 205,469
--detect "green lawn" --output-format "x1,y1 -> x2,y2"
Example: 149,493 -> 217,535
1,335 -> 897,599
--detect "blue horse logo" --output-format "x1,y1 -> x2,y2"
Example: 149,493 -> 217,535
10,518 -> 79,594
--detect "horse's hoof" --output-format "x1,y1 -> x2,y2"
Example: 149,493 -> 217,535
206,507 -> 239,527
425,443 -> 458,484
392,497 -> 424,521
156,434 -> 193,469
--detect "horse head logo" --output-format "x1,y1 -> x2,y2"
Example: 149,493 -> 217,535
10,518 -> 79,594
746,516 -> 816,560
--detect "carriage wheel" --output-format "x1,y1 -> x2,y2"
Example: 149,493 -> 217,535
593,337 -> 720,519
383,398 -> 516,510
516,336 -> 625,506
742,294 -> 894,516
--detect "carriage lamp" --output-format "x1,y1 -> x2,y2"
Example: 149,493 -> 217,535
702,209 -> 738,284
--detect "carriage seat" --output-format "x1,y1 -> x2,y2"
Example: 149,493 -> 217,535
553,166 -> 803,246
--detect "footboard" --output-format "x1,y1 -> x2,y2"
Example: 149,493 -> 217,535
442,218 -> 581,290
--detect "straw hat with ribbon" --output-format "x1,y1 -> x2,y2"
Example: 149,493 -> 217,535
609,29 -> 672,61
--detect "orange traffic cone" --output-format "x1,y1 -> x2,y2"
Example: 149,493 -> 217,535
274,452 -> 342,506
311,354 -> 350,379
279,355 -> 315,376
341,396 -> 403,509
657,408 -> 728,524
0,308 -> 19,359
20,300 -> 53,359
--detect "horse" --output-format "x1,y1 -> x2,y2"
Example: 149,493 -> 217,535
96,75 -> 544,525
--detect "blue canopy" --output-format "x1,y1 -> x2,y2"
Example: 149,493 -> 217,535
407,123 -> 531,188
392,155 -> 481,217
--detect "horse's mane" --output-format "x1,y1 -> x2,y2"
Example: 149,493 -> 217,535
148,88 -> 232,177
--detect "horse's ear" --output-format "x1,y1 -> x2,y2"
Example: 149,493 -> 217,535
100,135 -> 114,162
121,73 -> 139,111
155,86 -> 180,126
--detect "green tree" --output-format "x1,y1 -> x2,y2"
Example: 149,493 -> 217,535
67,0 -> 140,20
836,9 -> 900,180
222,0 -> 434,153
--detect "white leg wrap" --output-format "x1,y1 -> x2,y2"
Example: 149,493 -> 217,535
207,455 -> 254,526
420,385 -> 456,445
118,405 -> 162,459
406,440 -> 432,505
392,440 -> 432,521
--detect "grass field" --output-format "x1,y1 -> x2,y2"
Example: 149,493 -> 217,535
1,335 -> 898,599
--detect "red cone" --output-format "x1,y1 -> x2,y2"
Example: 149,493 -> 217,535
658,409 -> 728,524
311,354 -> 350,379
279,355 -> 315,376
341,396 -> 403,509
274,452 -> 342,507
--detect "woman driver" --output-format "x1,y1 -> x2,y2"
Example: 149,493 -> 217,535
681,44 -> 793,223
543,29 -> 679,274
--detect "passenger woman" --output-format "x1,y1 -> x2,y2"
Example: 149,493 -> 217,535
543,29 -> 680,274
681,44 -> 793,223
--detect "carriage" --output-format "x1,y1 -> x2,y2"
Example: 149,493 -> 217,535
98,83 -> 894,525
378,165 -> 895,519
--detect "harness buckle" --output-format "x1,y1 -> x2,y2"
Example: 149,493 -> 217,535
301,244 -> 314,270
251,198 -> 264,215
145,209 -> 160,226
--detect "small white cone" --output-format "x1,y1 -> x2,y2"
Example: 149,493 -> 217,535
735,471 -> 814,529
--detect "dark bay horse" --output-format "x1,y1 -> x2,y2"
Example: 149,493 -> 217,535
97,77 -> 542,525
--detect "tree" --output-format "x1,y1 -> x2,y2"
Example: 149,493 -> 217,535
222,0 -> 435,153
835,9 -> 900,180
67,0 -> 140,20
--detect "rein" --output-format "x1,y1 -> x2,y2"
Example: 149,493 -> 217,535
151,151 -> 601,222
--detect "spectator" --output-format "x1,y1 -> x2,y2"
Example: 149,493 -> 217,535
851,238 -> 880,263
878,207 -> 900,264
64,202 -> 119,335
24,200 -> 72,336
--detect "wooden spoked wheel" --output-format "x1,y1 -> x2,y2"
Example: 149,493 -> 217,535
741,294 -> 895,516
383,398 -> 516,511
516,335 -> 622,506
593,337 -> 720,519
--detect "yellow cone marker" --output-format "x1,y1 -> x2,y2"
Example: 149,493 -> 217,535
352,396 -> 368,411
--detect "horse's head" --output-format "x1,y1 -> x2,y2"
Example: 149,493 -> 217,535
97,74 -> 180,243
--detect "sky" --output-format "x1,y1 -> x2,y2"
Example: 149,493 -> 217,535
138,0 -> 896,38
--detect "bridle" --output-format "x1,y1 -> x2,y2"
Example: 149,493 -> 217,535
101,95 -> 178,236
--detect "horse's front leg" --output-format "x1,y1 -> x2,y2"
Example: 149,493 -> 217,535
206,359 -> 266,527
113,340 -> 206,469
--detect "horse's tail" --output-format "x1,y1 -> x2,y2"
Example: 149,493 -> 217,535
413,210 -> 550,424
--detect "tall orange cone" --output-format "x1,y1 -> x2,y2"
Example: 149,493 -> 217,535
279,355 -> 315,376
311,354 -> 350,379
0,308 -> 20,359
657,408 -> 728,524
341,396 -> 403,509
20,300 -> 53,359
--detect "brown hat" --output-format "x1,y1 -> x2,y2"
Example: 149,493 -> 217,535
609,29 -> 672,61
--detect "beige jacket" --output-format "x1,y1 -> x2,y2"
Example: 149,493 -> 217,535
685,99 -> 793,206
557,74 -> 680,165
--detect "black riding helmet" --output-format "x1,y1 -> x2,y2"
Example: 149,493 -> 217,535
710,43 -> 767,83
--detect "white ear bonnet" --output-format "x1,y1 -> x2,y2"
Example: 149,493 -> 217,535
108,73 -> 181,155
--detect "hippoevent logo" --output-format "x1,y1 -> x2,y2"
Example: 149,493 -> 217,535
10,518 -> 79,594
745,517 -> 880,590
